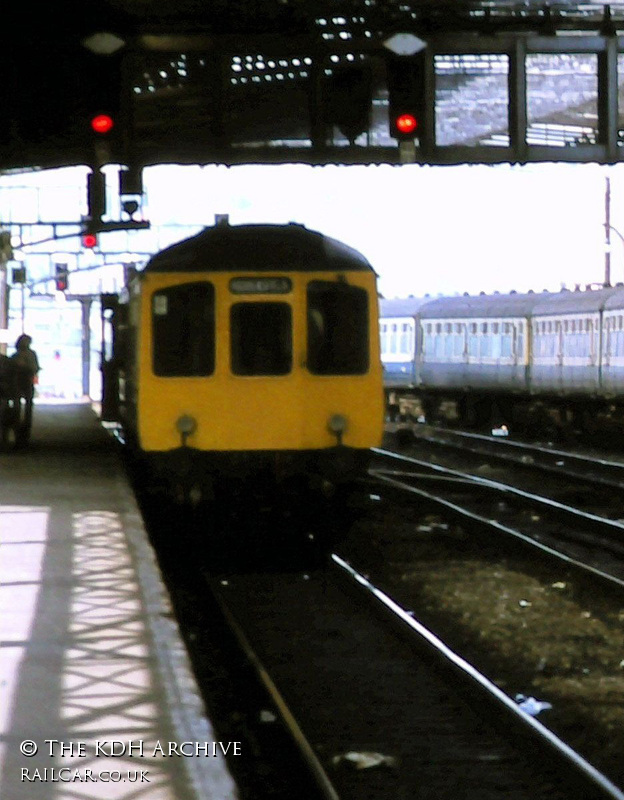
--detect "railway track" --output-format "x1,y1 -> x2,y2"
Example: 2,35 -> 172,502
353,434 -> 624,789
129,433 -> 624,799
371,441 -> 624,587
135,473 -> 624,799
210,556 -> 624,800
403,423 -> 624,497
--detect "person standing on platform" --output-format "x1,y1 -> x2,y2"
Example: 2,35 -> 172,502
11,334 -> 40,444
0,352 -> 19,447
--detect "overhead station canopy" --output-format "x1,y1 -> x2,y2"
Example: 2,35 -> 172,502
4,0 -> 624,169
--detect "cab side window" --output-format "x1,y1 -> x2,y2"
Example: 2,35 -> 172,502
152,282 -> 215,376
307,280 -> 369,375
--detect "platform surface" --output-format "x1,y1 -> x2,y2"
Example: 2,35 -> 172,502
0,402 -> 239,800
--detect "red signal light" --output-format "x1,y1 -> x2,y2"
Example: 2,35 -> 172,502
55,264 -> 68,292
90,114 -> 114,135
82,232 -> 98,249
395,113 -> 418,136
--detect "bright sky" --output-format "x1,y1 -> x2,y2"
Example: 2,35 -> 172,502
3,161 -> 624,300
145,161 -> 624,298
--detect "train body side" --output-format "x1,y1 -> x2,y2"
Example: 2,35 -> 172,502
380,287 -> 624,407
602,294 -> 624,395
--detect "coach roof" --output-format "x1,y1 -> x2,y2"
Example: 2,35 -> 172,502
417,291 -> 543,319
379,297 -> 433,318
532,286 -> 621,316
380,288 -> 624,321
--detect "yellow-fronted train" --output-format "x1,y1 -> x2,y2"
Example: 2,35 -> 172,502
101,219 -> 384,535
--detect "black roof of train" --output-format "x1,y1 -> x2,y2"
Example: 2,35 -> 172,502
144,222 -> 374,273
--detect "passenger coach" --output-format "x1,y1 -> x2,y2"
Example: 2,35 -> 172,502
379,285 -> 624,430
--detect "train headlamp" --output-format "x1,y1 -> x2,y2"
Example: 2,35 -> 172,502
327,413 -> 348,445
176,414 -> 197,446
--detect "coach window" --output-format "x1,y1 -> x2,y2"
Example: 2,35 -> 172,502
444,323 -> 453,357
400,323 -> 412,355
501,323 -> 512,357
307,281 -> 368,374
389,323 -> 398,354
453,323 -> 464,357
468,323 -> 479,357
491,322 -> 501,358
587,320 -> 596,360
425,323 -> 434,356
434,323 -> 444,358
231,302 -> 292,375
479,322 -> 491,358
617,318 -> 624,357
606,318 -> 613,358
152,282 -> 215,376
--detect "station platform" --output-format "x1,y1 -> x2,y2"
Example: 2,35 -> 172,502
0,402 -> 239,800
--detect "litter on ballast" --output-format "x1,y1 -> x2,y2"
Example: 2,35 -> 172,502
332,752 -> 397,770
515,695 -> 553,716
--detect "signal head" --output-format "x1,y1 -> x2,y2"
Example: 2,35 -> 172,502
55,264 -> 69,292
90,114 -> 114,135
395,113 -> 418,136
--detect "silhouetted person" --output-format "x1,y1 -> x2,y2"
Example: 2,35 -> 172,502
11,334 -> 40,444
0,353 -> 19,447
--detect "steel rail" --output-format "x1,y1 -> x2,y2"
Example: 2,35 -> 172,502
209,580 -> 340,800
432,427 -> 624,468
373,447 -> 624,535
370,467 -> 624,591
411,427 -> 624,488
332,553 -> 624,800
